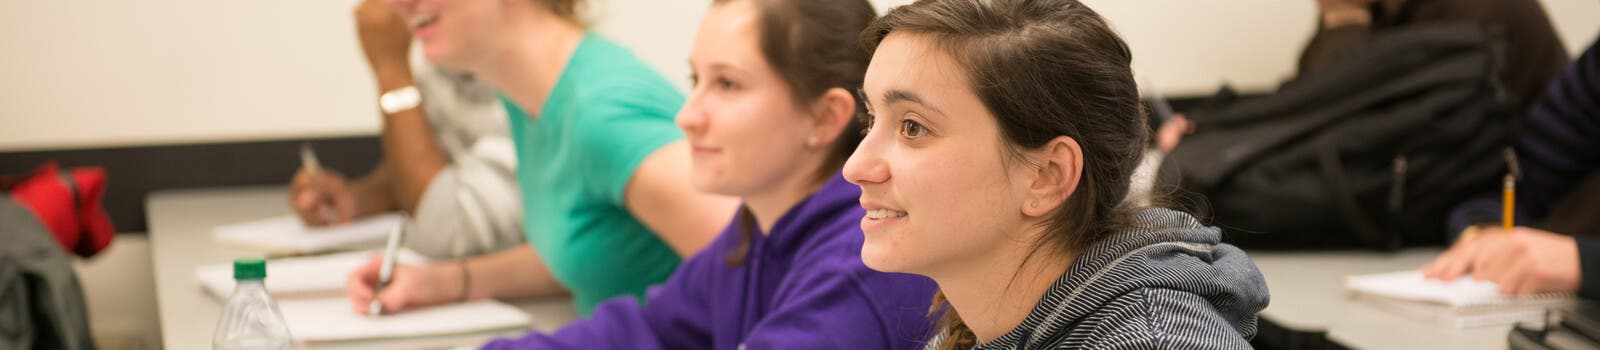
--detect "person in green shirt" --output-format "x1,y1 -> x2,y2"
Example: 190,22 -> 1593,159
344,0 -> 739,315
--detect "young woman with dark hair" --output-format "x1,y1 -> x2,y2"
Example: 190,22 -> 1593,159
846,0 -> 1271,348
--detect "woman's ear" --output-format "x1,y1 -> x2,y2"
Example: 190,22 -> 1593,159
1023,136 -> 1083,217
808,87 -> 857,148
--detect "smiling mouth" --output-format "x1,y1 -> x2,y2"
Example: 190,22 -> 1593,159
689,144 -> 721,154
864,209 -> 907,220
410,14 -> 439,30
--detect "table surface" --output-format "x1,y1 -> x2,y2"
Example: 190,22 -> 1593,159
147,186 -> 578,350
1252,248 -> 1511,350
151,186 -> 1520,349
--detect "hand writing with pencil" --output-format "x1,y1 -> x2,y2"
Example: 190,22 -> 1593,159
1422,226 -> 1581,296
289,165 -> 360,226
346,253 -> 463,315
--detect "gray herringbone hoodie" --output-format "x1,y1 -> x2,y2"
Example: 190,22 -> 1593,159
934,208 -> 1270,349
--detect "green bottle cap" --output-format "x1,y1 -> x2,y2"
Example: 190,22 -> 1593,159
233,258 -> 267,280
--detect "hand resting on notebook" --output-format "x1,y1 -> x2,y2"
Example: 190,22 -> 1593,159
1422,226 -> 1580,296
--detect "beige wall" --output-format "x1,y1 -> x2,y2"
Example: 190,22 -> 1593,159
2,0 -> 1594,346
0,0 -> 1596,152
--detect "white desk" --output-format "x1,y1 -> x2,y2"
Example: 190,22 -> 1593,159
1252,249 -> 1510,350
148,186 -> 578,350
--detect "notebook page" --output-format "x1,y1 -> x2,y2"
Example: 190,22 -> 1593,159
277,298 -> 532,342
1345,270 -> 1573,307
195,249 -> 430,299
211,213 -> 405,254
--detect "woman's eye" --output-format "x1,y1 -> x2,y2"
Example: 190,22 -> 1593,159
859,113 -> 876,136
899,119 -> 927,139
717,78 -> 738,91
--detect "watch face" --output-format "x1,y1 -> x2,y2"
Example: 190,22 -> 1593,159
381,86 -> 422,114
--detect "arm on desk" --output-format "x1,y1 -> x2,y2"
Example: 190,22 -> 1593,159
347,245 -> 567,314
482,241 -> 721,350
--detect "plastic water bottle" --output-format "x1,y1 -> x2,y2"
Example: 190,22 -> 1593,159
214,258 -> 293,350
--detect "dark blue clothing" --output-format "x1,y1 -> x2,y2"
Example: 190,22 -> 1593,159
1448,37 -> 1600,298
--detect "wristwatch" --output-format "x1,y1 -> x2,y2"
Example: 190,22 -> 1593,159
379,86 -> 422,115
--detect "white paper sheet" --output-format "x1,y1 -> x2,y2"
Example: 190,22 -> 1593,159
1345,270 -> 1572,307
277,298 -> 532,343
211,213 -> 405,255
1345,270 -> 1576,328
195,249 -> 430,299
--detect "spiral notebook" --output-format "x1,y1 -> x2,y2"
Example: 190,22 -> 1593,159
1346,270 -> 1577,328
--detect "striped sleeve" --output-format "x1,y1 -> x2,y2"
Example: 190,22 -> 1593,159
1449,38 -> 1600,234
1074,288 -> 1253,349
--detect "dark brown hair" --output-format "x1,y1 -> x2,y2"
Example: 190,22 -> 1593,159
860,0 -> 1147,347
711,0 -> 878,266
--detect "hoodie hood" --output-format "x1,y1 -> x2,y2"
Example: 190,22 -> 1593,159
979,207 -> 1270,349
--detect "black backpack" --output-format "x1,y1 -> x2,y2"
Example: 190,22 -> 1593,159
1158,24 -> 1515,250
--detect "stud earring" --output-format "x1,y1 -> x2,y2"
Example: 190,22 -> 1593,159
1030,200 -> 1039,208
807,135 -> 819,148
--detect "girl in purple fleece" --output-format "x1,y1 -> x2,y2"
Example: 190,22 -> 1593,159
481,0 -> 937,349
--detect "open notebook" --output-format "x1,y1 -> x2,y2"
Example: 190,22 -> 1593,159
278,298 -> 532,343
1346,270 -> 1577,328
211,213 -> 405,255
195,249 -> 430,299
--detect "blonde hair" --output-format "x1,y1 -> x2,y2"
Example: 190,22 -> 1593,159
535,0 -> 584,24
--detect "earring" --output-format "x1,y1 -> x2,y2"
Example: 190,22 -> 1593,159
1030,200 -> 1039,208
807,135 -> 819,148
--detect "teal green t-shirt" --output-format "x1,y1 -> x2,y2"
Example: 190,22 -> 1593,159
504,33 -> 685,315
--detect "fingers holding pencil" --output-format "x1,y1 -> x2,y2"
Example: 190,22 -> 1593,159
289,165 -> 358,226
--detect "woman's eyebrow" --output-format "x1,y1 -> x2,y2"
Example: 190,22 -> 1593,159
883,89 -> 947,118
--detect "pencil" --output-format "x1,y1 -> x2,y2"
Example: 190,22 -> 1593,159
1503,173 -> 1514,232
300,143 -> 337,223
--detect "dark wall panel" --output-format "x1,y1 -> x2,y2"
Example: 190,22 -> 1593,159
0,136 -> 383,233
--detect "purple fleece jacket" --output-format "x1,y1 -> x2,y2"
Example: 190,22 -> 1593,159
482,175 -> 939,349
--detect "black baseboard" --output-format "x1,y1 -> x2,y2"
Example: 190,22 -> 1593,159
0,136 -> 383,234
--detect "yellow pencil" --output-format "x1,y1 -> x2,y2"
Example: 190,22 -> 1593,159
1503,148 -> 1519,233
1503,173 -> 1514,232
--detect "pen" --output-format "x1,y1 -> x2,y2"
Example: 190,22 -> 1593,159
371,223 -> 405,317
299,143 -> 338,223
